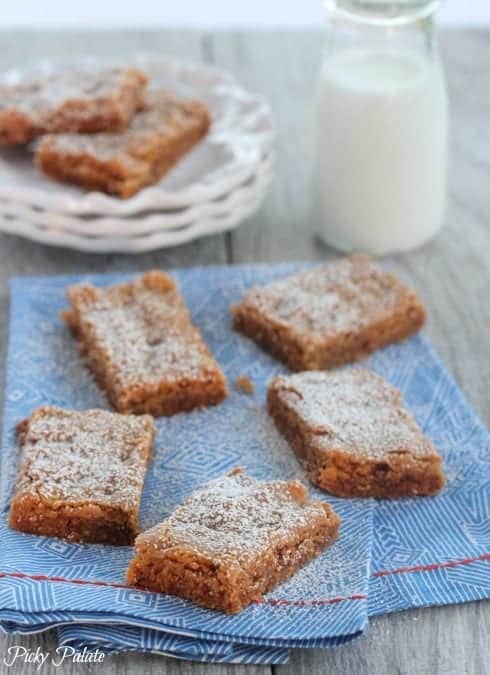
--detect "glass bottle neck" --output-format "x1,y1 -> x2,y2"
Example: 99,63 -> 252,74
325,5 -> 439,62
325,0 -> 441,28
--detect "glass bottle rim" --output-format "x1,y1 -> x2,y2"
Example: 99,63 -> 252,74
324,1 -> 441,27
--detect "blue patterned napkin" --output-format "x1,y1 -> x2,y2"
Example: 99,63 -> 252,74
0,265 -> 374,657
56,312 -> 490,664
1,265 -> 488,666
369,339 -> 490,615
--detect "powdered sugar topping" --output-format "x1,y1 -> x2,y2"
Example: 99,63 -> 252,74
14,406 -> 153,508
240,254 -> 414,337
0,67 -> 143,117
140,469 -> 335,564
69,272 -> 220,386
271,368 -> 436,460
44,91 -> 209,161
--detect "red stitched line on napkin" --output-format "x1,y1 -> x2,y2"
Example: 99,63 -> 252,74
0,571 -> 130,590
0,552 -> 488,605
373,552 -> 490,577
0,570 -> 366,606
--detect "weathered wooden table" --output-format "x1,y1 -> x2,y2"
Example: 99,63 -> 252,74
0,29 -> 488,675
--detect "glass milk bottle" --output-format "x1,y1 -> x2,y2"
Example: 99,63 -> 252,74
312,0 -> 449,254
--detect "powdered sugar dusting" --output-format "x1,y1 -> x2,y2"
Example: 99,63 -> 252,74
139,469 -> 335,565
0,67 -> 144,119
43,90 -> 209,161
271,368 -> 437,460
14,406 -> 153,509
68,272 -> 222,387
3,266 -> 379,636
239,254 -> 415,337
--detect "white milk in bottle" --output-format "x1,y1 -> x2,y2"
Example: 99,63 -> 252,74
312,1 -> 449,255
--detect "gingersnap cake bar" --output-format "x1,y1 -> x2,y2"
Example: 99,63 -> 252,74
63,271 -> 228,416
0,67 -> 148,144
268,368 -> 445,498
36,90 -> 211,197
126,468 -> 340,613
9,406 -> 154,544
232,254 -> 426,371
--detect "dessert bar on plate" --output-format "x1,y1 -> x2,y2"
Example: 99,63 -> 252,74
232,253 -> 426,371
62,270 -> 228,416
9,406 -> 154,544
0,67 -> 147,144
36,90 -> 211,197
126,468 -> 340,613
268,368 -> 445,498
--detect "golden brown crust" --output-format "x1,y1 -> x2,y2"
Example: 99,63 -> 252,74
9,405 -> 154,544
267,369 -> 445,498
62,271 -> 228,416
10,494 -> 140,545
36,90 -> 211,197
126,469 -> 340,613
0,67 -> 148,144
232,254 -> 427,371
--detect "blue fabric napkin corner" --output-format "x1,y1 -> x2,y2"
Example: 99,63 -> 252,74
0,264 -> 488,666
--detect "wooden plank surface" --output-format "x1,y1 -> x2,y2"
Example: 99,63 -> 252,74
0,29 -> 488,675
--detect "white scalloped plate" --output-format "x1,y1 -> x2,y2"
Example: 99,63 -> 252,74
0,54 -> 274,216
0,154 -> 273,253
0,153 -> 273,238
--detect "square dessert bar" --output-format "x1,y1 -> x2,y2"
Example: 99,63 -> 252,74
268,368 -> 445,498
0,67 -> 147,144
9,406 -> 154,545
36,90 -> 211,197
63,271 -> 228,416
126,468 -> 340,613
232,254 -> 427,371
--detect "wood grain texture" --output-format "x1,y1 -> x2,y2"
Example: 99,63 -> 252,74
0,28 -> 488,675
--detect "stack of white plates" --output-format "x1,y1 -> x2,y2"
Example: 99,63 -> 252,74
0,55 -> 274,253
